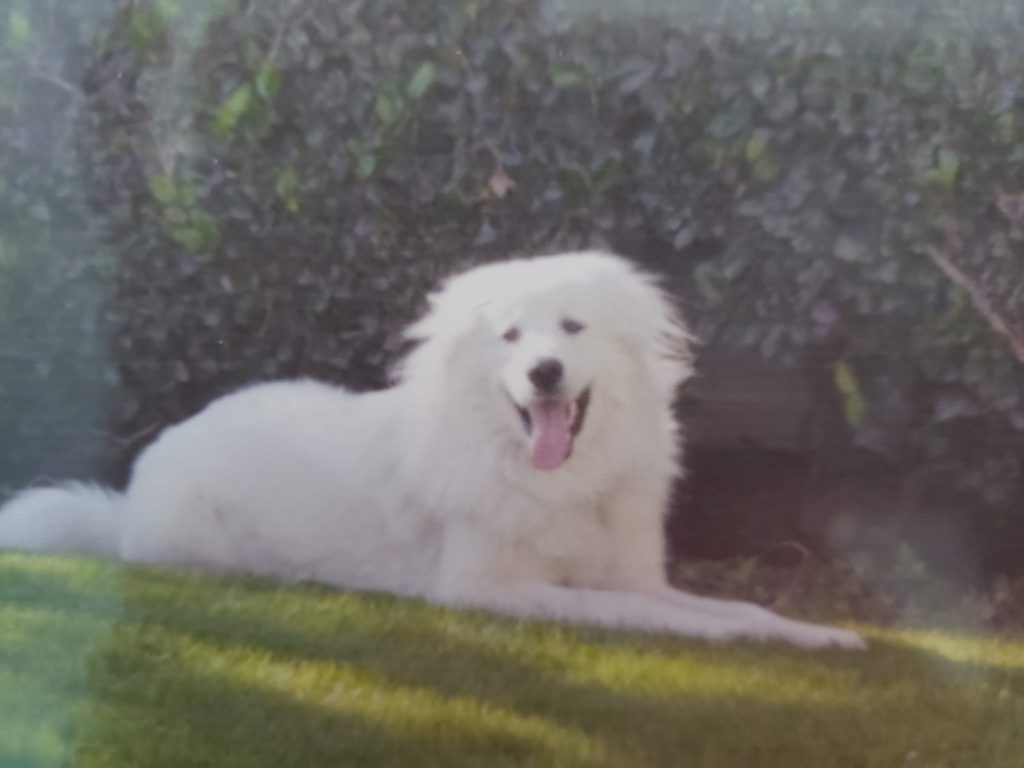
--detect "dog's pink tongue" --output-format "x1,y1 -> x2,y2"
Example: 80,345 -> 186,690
528,401 -> 572,471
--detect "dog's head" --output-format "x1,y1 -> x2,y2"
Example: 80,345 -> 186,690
398,252 -> 693,471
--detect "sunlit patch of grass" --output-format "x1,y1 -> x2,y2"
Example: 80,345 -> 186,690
174,630 -> 617,764
2,551 -> 1024,767
876,629 -> 1024,669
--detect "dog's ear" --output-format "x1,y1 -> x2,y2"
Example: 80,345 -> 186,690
391,267 -> 493,385
403,283 -> 474,345
610,259 -> 696,398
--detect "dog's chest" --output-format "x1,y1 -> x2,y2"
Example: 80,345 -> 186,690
527,508 -> 615,587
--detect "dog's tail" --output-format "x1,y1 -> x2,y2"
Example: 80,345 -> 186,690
0,483 -> 124,557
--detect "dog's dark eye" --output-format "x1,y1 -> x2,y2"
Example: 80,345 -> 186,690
502,327 -> 521,343
561,318 -> 585,335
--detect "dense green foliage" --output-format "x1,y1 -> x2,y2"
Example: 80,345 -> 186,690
3,551 -> 1024,767
1,0 -> 1023,562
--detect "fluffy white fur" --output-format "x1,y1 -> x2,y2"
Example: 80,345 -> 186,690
0,251 -> 863,649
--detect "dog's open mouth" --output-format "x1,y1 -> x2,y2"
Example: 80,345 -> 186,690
513,387 -> 591,471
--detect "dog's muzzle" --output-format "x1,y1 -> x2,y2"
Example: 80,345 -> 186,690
511,386 -> 592,471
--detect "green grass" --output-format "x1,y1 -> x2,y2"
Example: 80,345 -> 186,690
2,553 -> 1023,767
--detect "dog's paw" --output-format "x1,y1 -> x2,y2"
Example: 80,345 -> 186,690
780,622 -> 867,651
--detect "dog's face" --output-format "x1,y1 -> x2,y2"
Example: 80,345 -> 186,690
479,284 -> 607,471
475,284 -> 602,468
400,252 -> 693,472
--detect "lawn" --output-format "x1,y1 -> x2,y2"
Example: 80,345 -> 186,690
1,552 -> 1023,768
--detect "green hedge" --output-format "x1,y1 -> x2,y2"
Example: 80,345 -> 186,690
2,0 -> 1023,563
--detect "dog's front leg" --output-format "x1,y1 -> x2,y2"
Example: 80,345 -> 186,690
432,522 -> 758,642
433,580 -> 762,643
601,473 -> 866,650
646,586 -> 866,649
600,514 -> 864,648
430,524 -> 860,648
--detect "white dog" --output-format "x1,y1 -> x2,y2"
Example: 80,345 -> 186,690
0,252 -> 863,649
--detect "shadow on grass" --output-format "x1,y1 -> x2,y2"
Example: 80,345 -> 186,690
2,556 -> 1024,767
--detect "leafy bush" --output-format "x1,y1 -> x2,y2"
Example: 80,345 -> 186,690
1,0 -> 1023,568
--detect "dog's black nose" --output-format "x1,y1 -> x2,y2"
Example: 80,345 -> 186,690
528,358 -> 564,393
